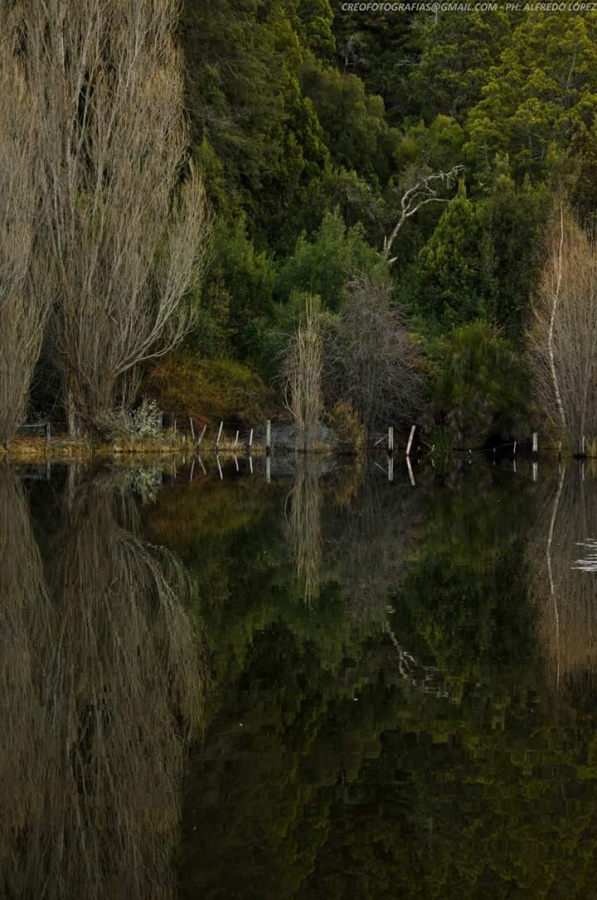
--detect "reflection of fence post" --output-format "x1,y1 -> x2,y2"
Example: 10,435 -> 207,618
388,455 -> 394,482
266,420 -> 271,456
532,461 -> 538,482
406,425 -> 416,457
266,455 -> 271,483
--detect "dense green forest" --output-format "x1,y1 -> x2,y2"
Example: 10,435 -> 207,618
3,2 -> 597,451
168,3 -> 597,447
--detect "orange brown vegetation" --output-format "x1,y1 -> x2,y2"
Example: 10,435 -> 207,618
142,351 -> 274,425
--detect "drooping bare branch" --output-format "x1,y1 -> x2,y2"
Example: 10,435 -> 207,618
20,0 -> 211,435
0,13 -> 48,445
382,165 -> 463,263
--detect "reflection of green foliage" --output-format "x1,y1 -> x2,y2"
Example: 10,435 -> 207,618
138,461 -> 597,899
392,465 -> 538,688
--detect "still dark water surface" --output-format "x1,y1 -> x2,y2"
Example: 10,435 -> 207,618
3,457 -> 597,898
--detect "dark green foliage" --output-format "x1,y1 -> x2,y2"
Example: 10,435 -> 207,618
425,320 -> 530,445
172,3 -> 597,432
409,10 -> 514,123
412,181 -> 496,330
465,12 -> 597,182
276,208 -> 387,310
410,176 -> 548,339
197,215 -> 277,360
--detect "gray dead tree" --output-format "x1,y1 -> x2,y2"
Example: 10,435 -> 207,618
383,166 -> 463,263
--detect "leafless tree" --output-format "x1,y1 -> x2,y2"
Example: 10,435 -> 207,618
283,295 -> 324,451
528,207 -> 597,453
325,272 -> 424,434
0,16 -> 46,446
19,0 -> 210,436
383,165 -> 463,263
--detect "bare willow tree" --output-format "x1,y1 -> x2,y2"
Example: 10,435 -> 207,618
325,272 -> 424,433
0,16 -> 46,446
528,206 -> 597,453
284,295 -> 324,451
19,0 -> 210,435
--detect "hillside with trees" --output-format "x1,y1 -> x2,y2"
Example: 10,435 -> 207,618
2,2 -> 597,453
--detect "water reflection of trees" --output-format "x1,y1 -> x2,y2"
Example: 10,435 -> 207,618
0,468 -> 205,900
530,465 -> 597,686
182,464 -> 597,899
285,459 -> 422,618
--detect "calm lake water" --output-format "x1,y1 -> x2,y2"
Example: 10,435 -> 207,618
3,456 -> 597,898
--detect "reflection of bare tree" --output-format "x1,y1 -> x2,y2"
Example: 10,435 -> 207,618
531,466 -> 597,686
285,457 -> 324,604
325,471 -> 422,623
0,473 -> 205,899
0,468 -> 51,896
385,625 -> 454,701
285,460 -> 422,623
